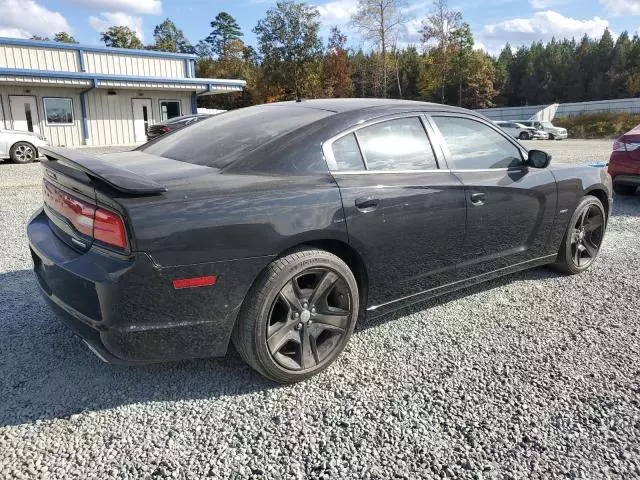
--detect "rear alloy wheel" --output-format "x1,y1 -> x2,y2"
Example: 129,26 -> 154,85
613,184 -> 637,196
554,196 -> 606,274
9,142 -> 36,164
232,248 -> 359,383
519,132 -> 530,140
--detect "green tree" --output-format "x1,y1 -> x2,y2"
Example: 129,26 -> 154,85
323,27 -> 353,98
151,18 -> 193,53
421,0 -> 464,103
54,32 -> 78,43
100,26 -> 144,49
253,1 -> 323,100
208,12 -> 243,58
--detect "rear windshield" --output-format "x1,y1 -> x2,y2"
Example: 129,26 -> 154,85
140,105 -> 333,169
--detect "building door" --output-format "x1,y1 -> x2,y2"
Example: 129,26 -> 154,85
9,95 -> 40,134
132,98 -> 152,142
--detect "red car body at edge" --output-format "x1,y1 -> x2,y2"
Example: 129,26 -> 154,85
609,125 -> 640,196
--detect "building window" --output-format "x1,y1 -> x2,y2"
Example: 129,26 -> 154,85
43,98 -> 74,125
160,100 -> 181,121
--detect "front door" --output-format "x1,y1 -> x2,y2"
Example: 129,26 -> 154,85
132,98 -> 152,142
429,114 -> 557,278
9,95 -> 40,134
325,115 -> 467,308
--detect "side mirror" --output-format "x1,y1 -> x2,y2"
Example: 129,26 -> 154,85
527,150 -> 552,168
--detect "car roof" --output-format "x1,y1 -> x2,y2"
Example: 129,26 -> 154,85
265,98 -> 472,115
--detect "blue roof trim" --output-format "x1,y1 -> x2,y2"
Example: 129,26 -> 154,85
0,67 -> 246,87
0,36 -> 198,60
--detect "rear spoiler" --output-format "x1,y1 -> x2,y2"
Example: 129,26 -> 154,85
40,147 -> 167,195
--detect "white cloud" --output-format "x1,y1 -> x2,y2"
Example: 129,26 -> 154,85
600,0 -> 640,16
316,0 -> 357,25
89,12 -> 144,41
529,0 -> 575,8
483,10 -> 611,45
69,0 -> 161,15
0,0 -> 71,38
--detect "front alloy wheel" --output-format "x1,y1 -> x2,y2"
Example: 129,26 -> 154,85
554,196 -> 606,274
233,248 -> 359,383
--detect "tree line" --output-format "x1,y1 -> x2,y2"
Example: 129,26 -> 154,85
30,0 -> 640,111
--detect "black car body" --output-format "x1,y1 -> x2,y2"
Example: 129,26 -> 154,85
27,99 -> 612,381
145,114 -> 213,141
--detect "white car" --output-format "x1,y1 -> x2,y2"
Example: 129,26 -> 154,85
494,121 -> 548,140
0,129 -> 48,164
517,120 -> 568,140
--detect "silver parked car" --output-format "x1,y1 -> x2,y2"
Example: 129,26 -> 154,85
494,121 -> 549,140
0,129 -> 48,163
517,120 -> 568,140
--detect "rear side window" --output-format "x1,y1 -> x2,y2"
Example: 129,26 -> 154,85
331,133 -> 365,171
356,117 -> 437,171
432,116 -> 523,170
141,105 -> 333,169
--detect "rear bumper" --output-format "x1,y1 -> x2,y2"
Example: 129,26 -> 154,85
27,208 -> 268,364
611,174 -> 640,186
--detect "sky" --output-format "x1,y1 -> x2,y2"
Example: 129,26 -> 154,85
0,0 -> 640,56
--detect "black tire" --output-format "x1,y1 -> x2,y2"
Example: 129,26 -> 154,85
519,132 -> 530,140
548,133 -> 555,140
9,141 -> 37,164
613,183 -> 637,196
232,248 -> 359,383
554,196 -> 606,275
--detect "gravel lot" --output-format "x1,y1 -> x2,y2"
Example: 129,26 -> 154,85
1,140 -> 639,479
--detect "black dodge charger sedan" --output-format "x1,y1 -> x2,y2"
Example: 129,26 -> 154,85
28,99 -> 612,383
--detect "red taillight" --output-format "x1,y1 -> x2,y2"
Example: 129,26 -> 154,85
44,180 -> 128,250
94,208 -> 128,249
161,126 -> 171,133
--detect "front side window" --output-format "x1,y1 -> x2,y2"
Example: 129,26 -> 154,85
160,100 -> 181,121
356,117 -> 437,171
432,116 -> 523,170
43,98 -> 73,125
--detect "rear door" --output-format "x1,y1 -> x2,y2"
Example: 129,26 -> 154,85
428,114 -> 557,278
324,114 -> 467,307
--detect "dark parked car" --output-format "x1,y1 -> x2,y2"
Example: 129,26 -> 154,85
28,99 -> 612,383
608,124 -> 640,195
146,114 -> 213,141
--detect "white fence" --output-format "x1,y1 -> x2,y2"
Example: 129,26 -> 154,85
477,97 -> 640,121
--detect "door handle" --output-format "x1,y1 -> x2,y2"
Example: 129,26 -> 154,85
355,196 -> 379,212
470,192 -> 486,206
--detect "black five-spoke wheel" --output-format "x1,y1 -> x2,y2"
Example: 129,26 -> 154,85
555,196 -> 606,274
267,268 -> 352,371
569,203 -> 604,268
233,248 -> 359,383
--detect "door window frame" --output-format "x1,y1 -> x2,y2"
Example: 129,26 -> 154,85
322,113 -> 446,174
425,113 -> 528,172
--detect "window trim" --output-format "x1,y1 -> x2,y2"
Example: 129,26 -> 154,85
159,99 -> 182,122
322,113 -> 442,173
426,113 -> 527,172
42,97 -> 74,126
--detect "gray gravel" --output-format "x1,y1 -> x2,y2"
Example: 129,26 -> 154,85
1,140 -> 639,479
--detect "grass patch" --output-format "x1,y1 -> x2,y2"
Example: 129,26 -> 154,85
555,112 -> 640,139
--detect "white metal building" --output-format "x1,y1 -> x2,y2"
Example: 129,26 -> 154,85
0,37 -> 245,147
